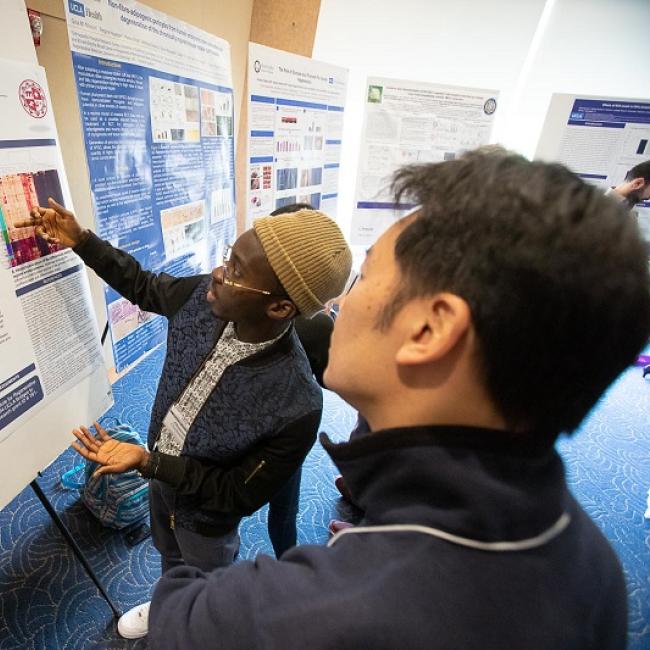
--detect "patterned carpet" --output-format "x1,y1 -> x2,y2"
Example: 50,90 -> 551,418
0,344 -> 648,649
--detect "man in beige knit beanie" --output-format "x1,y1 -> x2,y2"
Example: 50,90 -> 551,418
254,209 -> 351,318
28,198 -> 351,639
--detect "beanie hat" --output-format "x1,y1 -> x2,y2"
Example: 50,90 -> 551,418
253,209 -> 352,318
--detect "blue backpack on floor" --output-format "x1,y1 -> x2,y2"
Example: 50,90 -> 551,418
61,423 -> 150,530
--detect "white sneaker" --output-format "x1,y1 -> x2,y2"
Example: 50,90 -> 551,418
117,601 -> 151,639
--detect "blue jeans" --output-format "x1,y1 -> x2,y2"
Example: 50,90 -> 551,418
268,468 -> 301,558
149,479 -> 240,574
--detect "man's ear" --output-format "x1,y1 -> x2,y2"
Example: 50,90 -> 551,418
630,177 -> 646,191
267,299 -> 297,321
395,293 -> 471,366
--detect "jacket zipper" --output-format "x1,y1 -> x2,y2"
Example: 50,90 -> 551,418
244,459 -> 266,485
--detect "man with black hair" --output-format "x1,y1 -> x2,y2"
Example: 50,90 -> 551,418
607,159 -> 650,209
90,151 -> 649,648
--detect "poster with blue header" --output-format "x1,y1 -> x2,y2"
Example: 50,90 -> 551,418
535,94 -> 650,242
65,0 -> 236,371
246,43 -> 348,228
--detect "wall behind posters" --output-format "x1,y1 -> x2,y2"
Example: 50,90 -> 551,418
313,0 -> 546,257
313,0 -> 650,251
507,0 -> 650,160
22,0 -> 254,374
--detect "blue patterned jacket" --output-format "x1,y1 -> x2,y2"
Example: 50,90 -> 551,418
75,233 -> 323,535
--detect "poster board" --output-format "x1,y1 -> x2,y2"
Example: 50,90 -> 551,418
246,42 -> 348,226
0,58 -> 112,510
350,77 -> 499,246
65,0 -> 237,371
535,93 -> 650,240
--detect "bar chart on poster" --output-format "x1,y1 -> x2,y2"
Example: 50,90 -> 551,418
0,59 -> 112,510
246,43 -> 348,226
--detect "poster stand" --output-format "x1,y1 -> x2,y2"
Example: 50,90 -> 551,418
29,475 -> 121,619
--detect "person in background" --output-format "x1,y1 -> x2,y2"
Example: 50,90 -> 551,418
28,200 -> 351,640
270,204 -> 361,536
266,203 -> 343,552
76,148 -> 648,649
270,202 -> 337,386
606,159 -> 650,209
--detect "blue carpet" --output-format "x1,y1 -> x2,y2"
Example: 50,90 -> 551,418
0,344 -> 648,648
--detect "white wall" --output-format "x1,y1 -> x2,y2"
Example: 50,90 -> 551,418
509,0 -> 650,159
313,0 -> 650,245
0,0 -> 38,64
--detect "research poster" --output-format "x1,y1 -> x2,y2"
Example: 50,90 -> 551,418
535,94 -> 650,240
351,78 -> 499,245
65,0 -> 236,371
246,43 -> 348,225
0,59 -> 112,508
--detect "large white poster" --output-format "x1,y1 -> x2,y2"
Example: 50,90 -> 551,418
351,77 -> 499,245
246,43 -> 348,225
0,58 -> 112,509
535,94 -> 650,239
65,0 -> 237,371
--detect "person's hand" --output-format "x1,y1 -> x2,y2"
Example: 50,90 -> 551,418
14,197 -> 87,248
71,421 -> 148,478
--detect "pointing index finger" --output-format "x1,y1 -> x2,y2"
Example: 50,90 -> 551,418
48,197 -> 73,217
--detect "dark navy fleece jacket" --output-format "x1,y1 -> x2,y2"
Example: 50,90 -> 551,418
149,425 -> 627,649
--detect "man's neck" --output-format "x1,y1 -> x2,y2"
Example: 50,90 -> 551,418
234,319 -> 289,343
360,391 -> 508,434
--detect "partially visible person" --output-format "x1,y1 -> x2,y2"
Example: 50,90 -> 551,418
606,159 -> 650,209
265,202 -> 343,554
29,200 -> 351,640
270,202 -> 360,537
270,203 -> 313,215
131,149 -> 647,649
329,414 -> 368,535
270,202 -> 339,386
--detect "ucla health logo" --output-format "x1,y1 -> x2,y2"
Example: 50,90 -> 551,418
68,0 -> 85,17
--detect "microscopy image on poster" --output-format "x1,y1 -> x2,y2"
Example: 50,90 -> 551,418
107,297 -> 156,342
201,88 -> 233,138
65,0 -> 236,371
0,170 -> 64,267
160,200 -> 206,259
247,43 -> 348,225
150,77 -> 200,144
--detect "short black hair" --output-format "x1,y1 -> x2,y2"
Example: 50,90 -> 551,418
625,160 -> 650,183
270,203 -> 314,216
389,150 -> 650,438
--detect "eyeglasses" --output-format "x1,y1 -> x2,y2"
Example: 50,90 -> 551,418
325,273 -> 358,317
221,244 -> 274,296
